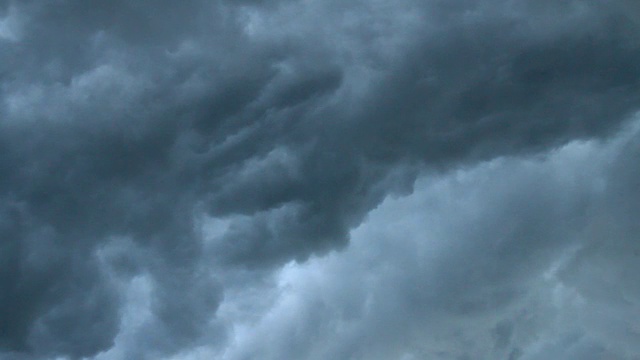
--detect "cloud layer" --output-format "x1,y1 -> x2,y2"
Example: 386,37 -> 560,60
215,120 -> 640,360
1,0 -> 639,359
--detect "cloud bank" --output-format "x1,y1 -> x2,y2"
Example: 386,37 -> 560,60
1,0 -> 639,359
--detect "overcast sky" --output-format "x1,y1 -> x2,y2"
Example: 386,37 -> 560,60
1,1 -> 640,359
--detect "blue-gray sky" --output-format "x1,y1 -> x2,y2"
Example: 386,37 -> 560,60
1,1 -> 639,359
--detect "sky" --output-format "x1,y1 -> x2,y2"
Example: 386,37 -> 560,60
1,0 -> 640,359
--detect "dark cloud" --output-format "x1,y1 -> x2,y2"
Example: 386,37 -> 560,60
1,0 -> 639,359
218,122 -> 640,360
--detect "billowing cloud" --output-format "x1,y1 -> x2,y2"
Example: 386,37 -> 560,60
216,120 -> 640,360
1,0 -> 639,359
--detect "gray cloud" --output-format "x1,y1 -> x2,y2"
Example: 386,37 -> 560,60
1,0 -> 639,359
217,120 -> 640,360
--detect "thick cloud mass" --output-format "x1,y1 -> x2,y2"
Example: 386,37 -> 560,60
216,122 -> 640,360
1,0 -> 639,359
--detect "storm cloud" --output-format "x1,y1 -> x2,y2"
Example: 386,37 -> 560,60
1,0 -> 639,359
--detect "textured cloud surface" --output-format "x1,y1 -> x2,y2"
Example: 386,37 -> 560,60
1,1 -> 639,359
215,121 -> 640,360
